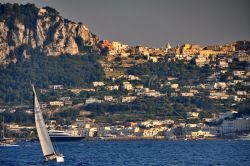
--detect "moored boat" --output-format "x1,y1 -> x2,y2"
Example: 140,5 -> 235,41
49,130 -> 84,141
238,134 -> 250,140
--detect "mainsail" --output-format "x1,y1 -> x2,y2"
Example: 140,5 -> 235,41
32,85 -> 55,157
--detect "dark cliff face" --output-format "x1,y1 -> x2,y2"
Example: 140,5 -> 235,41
0,3 -> 99,65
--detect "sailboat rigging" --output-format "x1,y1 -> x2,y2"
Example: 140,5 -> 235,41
32,85 -> 64,162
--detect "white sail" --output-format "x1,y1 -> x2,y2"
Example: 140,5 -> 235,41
32,85 -> 55,157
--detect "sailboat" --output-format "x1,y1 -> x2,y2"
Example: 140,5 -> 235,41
0,117 -> 18,146
32,85 -> 64,162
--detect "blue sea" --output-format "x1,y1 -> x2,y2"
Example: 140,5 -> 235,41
0,140 -> 250,166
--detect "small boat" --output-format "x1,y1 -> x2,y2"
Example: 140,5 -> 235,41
0,117 -> 18,147
238,134 -> 250,140
49,130 -> 84,142
32,85 -> 64,162
0,138 -> 19,146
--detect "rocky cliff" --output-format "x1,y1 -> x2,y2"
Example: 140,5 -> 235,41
0,3 -> 99,65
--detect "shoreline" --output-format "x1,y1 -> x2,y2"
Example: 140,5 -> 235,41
13,135 -> 249,142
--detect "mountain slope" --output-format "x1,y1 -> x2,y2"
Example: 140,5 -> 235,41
0,3 -> 99,65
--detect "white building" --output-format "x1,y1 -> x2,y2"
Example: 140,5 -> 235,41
49,84 -> 63,90
104,96 -> 114,102
106,85 -> 119,91
49,101 -> 64,107
112,41 -> 122,52
123,82 -> 133,90
93,81 -> 105,87
171,84 -> 179,89
181,92 -> 194,97
234,117 -> 250,132
85,97 -> 103,105
121,96 -> 137,103
220,117 -> 250,134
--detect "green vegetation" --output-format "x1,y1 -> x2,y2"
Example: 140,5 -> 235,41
235,99 -> 250,115
0,109 -> 34,124
84,96 -> 173,123
0,53 -> 104,105
54,108 -> 80,125
127,61 -> 212,84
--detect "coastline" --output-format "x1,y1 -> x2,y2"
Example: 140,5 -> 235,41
13,135 -> 250,142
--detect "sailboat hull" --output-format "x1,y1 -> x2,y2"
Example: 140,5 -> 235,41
50,136 -> 84,142
44,154 -> 64,162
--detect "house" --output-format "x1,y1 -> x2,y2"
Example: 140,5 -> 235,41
214,82 -> 227,89
112,41 -> 122,53
121,51 -> 130,57
104,96 -> 114,102
125,122 -> 138,127
143,128 -> 161,137
108,50 -> 118,55
93,81 -> 105,87
128,75 -> 140,80
233,70 -> 246,78
171,84 -> 179,89
64,100 -> 73,106
170,92 -> 179,97
135,45 -> 149,55
190,89 -> 199,94
98,40 -> 112,50
187,112 -> 199,117
121,96 -> 137,103
167,77 -> 178,81
59,97 -> 71,101
191,130 -> 215,139
148,56 -> 158,62
82,127 -> 98,137
49,84 -> 63,90
234,51 -> 250,62
209,91 -> 229,99
135,85 -> 144,89
195,56 -> 209,67
137,88 -> 163,97
181,93 -> 194,97
218,59 -> 229,68
49,101 -> 64,107
85,97 -> 103,105
123,82 -> 133,90
236,91 -> 248,96
69,88 -> 95,94
106,85 -> 119,91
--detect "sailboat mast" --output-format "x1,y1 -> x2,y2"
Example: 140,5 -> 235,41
32,85 -> 56,156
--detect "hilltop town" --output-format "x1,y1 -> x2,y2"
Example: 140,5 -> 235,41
1,39 -> 249,140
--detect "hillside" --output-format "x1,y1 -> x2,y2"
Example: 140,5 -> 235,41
0,3 -> 104,105
0,3 -> 99,65
0,53 -> 104,105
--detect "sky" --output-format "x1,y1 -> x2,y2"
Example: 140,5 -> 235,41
1,0 -> 250,47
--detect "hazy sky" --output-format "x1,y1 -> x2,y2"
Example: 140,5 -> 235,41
1,0 -> 250,47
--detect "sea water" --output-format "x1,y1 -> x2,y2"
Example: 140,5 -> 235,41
0,140 -> 250,166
